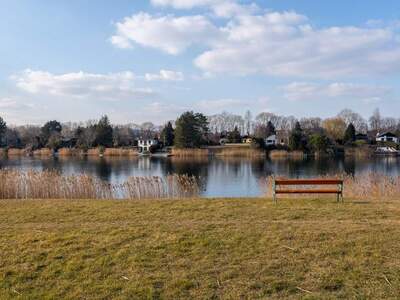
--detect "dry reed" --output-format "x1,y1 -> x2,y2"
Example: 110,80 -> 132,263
87,148 -> 101,156
33,148 -> 53,157
171,148 -> 209,157
0,169 -> 200,200
213,147 -> 265,157
103,148 -> 138,157
264,173 -> 400,200
58,148 -> 86,156
7,148 -> 28,156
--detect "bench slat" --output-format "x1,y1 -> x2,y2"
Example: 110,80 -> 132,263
275,179 -> 343,185
275,189 -> 341,194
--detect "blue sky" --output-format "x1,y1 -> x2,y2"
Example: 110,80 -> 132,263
1,0 -> 400,125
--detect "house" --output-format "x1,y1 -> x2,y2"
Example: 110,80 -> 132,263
265,131 -> 288,146
242,137 -> 254,144
276,130 -> 289,145
265,135 -> 277,146
138,139 -> 159,153
376,132 -> 399,143
60,138 -> 77,148
219,138 -> 229,145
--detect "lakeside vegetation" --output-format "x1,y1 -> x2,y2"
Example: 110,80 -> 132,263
1,198 -> 400,298
0,170 -> 200,200
0,108 -> 399,158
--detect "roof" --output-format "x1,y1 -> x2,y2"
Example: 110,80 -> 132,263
377,132 -> 397,138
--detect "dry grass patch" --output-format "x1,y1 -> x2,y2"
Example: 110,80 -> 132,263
0,198 -> 400,299
103,148 -> 139,157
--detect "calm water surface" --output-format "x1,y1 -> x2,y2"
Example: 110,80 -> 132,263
1,156 -> 400,197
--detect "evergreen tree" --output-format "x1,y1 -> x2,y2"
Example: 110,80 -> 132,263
0,117 -> 7,147
227,126 -> 241,143
343,123 -> 356,144
174,111 -> 209,148
94,115 -> 113,147
266,121 -> 276,137
161,122 -> 175,146
40,120 -> 62,147
289,122 -> 306,151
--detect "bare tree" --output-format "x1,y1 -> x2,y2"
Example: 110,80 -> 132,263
337,109 -> 367,133
369,108 -> 381,133
244,110 -> 253,135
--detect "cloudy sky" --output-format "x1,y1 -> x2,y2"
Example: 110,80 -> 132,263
1,0 -> 400,125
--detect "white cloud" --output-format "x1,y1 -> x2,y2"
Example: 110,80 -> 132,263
195,12 -> 400,78
282,82 -> 391,101
112,6 -> 400,79
145,69 -> 184,81
13,69 -> 155,101
110,12 -> 221,54
151,0 -> 260,18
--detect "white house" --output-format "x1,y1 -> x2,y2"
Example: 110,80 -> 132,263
376,132 -> 399,143
138,139 -> 159,153
265,134 -> 277,146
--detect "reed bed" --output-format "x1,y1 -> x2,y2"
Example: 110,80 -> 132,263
212,147 -> 265,157
264,173 -> 400,200
33,148 -> 53,157
87,148 -> 101,156
171,148 -> 209,157
103,148 -> 138,157
0,169 -> 199,200
58,148 -> 86,156
6,148 -> 29,156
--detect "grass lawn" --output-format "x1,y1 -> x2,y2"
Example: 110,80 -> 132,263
1,198 -> 400,299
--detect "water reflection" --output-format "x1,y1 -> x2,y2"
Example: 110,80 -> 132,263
1,156 -> 400,197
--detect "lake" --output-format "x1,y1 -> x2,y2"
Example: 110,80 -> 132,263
1,156 -> 400,197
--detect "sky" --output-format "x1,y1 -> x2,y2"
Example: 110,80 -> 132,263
1,0 -> 400,125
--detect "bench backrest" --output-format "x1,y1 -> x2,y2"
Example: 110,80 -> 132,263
274,179 -> 343,185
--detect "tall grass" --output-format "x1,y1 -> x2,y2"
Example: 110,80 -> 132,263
171,148 -> 209,157
58,148 -> 86,156
0,170 -> 200,200
264,173 -> 400,200
103,148 -> 138,157
33,148 -> 53,157
213,147 -> 265,157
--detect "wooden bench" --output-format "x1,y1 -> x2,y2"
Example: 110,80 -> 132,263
272,178 -> 344,202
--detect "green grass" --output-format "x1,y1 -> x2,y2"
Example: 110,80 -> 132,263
1,198 -> 400,299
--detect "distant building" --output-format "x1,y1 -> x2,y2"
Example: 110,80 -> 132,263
376,132 -> 399,143
60,138 -> 77,148
138,139 -> 159,153
219,138 -> 229,145
242,137 -> 254,144
276,130 -> 289,145
265,134 -> 277,146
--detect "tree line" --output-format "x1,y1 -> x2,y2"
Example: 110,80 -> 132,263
0,108 -> 397,151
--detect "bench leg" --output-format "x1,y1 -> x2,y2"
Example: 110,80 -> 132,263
272,178 -> 277,203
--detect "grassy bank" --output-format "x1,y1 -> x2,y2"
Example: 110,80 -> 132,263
1,198 -> 400,299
